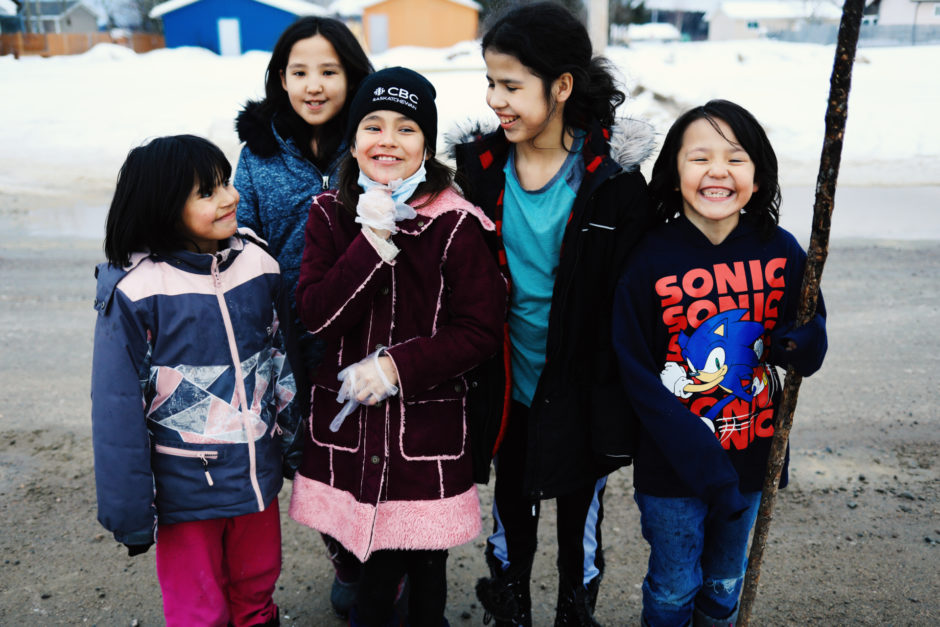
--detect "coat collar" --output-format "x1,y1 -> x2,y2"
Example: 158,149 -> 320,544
93,230 -> 257,314
396,187 -> 496,236
447,115 -> 656,175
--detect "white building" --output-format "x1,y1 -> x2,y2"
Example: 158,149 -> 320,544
705,0 -> 843,39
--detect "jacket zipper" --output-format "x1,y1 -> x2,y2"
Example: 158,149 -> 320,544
212,254 -> 266,511
154,443 -> 219,486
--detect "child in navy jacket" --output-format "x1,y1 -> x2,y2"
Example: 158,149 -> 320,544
613,100 -> 827,626
92,135 -> 300,627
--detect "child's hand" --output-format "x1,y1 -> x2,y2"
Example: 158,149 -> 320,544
330,350 -> 400,432
770,313 -> 827,376
356,187 -> 398,233
350,354 -> 399,405
124,542 -> 153,557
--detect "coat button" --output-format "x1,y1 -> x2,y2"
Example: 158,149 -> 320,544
380,286 -> 390,295
417,220 -> 425,227
454,383 -> 463,393
370,455 -> 380,464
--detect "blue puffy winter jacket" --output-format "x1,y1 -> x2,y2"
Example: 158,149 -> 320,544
90,231 -> 300,545
234,102 -> 342,368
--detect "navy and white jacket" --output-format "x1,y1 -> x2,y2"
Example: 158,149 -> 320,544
613,216 -> 827,519
91,230 -> 300,546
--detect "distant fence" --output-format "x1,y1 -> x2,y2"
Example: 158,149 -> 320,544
770,23 -> 940,46
0,32 -> 165,57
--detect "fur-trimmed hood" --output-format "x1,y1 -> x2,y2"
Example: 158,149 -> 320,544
235,100 -> 282,158
445,115 -> 657,174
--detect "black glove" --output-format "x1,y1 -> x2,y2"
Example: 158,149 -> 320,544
770,313 -> 827,376
124,542 -> 153,557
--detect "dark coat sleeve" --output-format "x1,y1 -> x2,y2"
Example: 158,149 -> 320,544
90,284 -> 157,545
295,193 -> 389,342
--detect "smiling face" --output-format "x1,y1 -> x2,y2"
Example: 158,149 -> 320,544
677,117 -> 758,244
483,49 -> 568,149
350,110 -> 427,185
279,34 -> 348,128
179,177 -> 239,254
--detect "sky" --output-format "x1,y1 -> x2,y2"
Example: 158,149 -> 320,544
0,39 -> 938,240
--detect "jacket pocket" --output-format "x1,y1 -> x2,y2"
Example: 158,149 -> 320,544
399,380 -> 466,461
588,381 -> 637,474
309,383 -> 361,452
153,443 -> 222,486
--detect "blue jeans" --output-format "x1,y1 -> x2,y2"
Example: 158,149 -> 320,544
634,490 -> 762,627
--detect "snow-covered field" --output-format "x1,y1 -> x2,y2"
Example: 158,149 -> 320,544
1,39 -> 938,238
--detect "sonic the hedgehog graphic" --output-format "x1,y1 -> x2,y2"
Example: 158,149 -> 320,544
660,309 -> 767,436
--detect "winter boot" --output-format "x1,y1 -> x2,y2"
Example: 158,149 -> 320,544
330,574 -> 359,618
475,547 -> 533,627
553,575 -> 602,626
692,604 -> 738,627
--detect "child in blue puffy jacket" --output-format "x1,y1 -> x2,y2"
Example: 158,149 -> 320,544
91,135 -> 300,627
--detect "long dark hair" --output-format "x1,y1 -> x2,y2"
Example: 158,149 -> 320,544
649,99 -> 781,237
481,1 -> 625,135
104,135 -> 232,266
257,17 -> 372,166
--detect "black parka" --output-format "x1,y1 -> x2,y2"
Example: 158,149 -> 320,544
452,118 -> 657,499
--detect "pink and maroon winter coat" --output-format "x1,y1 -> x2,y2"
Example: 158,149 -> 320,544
290,187 -> 506,561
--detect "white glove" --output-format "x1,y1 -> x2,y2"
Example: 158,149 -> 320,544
355,187 -> 398,233
330,349 -> 399,432
660,361 -> 693,399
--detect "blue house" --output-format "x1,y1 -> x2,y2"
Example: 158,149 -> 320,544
150,0 -> 326,55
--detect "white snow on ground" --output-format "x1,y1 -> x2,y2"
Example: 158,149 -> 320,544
0,39 -> 937,238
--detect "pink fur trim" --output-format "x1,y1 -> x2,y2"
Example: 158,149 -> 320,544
413,188 -> 495,232
289,474 -> 481,562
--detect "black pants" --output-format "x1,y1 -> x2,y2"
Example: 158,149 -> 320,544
356,548 -> 448,627
489,401 -> 606,587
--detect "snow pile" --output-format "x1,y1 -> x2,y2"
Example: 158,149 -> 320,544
0,39 -> 937,199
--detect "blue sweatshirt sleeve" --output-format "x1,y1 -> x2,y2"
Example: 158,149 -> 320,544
90,283 -> 157,545
613,263 -> 749,521
769,237 -> 828,377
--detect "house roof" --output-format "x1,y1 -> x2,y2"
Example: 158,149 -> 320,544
151,0 -> 327,18
707,0 -> 844,20
19,0 -> 105,20
643,0 -> 719,13
329,0 -> 481,16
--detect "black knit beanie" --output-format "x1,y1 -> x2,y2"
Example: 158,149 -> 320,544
346,67 -> 437,150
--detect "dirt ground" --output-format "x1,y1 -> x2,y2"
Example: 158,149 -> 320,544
0,190 -> 937,626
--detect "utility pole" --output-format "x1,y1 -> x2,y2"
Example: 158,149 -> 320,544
587,0 -> 609,52
23,0 -> 34,34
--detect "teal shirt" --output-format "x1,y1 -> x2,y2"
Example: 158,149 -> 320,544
503,139 -> 585,406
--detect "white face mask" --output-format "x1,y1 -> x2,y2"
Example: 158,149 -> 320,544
356,161 -> 425,222
357,160 -> 427,205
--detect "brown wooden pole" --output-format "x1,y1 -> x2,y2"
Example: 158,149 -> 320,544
736,0 -> 865,624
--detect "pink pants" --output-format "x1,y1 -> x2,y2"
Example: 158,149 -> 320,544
155,499 -> 281,627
